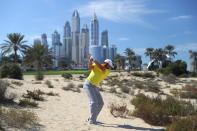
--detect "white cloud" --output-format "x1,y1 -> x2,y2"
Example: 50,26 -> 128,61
118,37 -> 129,41
77,0 -> 163,25
171,15 -> 192,20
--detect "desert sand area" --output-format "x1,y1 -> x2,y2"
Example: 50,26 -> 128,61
1,71 -> 197,131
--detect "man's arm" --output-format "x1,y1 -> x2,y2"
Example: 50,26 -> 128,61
94,60 -> 105,71
88,56 -> 94,70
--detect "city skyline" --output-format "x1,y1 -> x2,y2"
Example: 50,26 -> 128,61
0,0 -> 197,67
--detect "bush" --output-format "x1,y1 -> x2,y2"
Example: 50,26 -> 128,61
120,86 -> 130,94
132,72 -> 155,78
35,71 -> 44,80
0,108 -> 38,129
46,91 -> 59,96
109,103 -> 130,118
9,64 -> 23,80
61,73 -> 72,79
45,80 -> 54,88
158,60 -> 187,76
0,64 -> 10,78
23,90 -> 45,101
167,116 -> 197,131
11,81 -> 23,86
131,93 -> 196,126
180,84 -> 197,99
19,99 -> 38,107
0,80 -> 15,103
0,64 -> 23,80
62,83 -> 81,93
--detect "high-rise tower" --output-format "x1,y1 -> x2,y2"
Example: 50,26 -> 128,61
41,33 -> 48,49
79,24 -> 89,67
101,30 -> 108,47
52,30 -> 62,67
91,12 -> 99,45
63,21 -> 72,60
71,10 -> 80,65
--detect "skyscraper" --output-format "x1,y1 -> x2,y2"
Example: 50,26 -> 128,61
79,24 -> 89,67
52,30 -> 62,67
101,30 -> 108,47
63,21 -> 72,60
71,10 -> 80,65
109,44 -> 117,62
33,38 -> 41,45
41,33 -> 48,49
91,12 -> 99,45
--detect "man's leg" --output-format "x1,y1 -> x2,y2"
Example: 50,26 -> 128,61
83,82 -> 99,123
94,88 -> 104,120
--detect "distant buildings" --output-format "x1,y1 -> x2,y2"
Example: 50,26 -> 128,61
52,31 -> 62,67
47,10 -> 117,68
101,30 -> 108,47
41,33 -> 48,49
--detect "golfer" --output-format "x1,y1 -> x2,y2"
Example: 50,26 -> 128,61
83,56 -> 114,124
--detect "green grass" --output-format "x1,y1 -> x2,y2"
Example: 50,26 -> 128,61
23,70 -> 88,75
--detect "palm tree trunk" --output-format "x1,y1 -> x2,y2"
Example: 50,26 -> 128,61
14,50 -> 17,63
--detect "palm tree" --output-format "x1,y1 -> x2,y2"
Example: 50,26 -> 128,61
0,33 -> 29,63
144,48 -> 154,61
124,48 -> 135,70
152,48 -> 167,69
189,50 -> 197,72
114,54 -> 122,72
164,45 -> 177,60
23,42 -> 53,72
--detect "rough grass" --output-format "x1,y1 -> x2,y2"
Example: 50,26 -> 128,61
62,83 -> 81,93
0,107 -> 38,129
45,80 -> 54,88
131,93 -> 197,126
132,72 -> 155,78
19,99 -> 38,107
180,84 -> 197,99
161,74 -> 177,84
46,91 -> 59,96
23,90 -> 45,101
166,116 -> 197,131
109,103 -> 131,118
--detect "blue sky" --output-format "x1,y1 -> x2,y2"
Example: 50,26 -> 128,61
0,0 -> 197,67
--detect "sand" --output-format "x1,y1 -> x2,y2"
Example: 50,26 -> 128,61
3,72 -> 196,131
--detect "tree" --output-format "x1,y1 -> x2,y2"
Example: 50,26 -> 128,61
145,48 -> 154,61
114,54 -> 122,72
189,50 -> 197,72
23,42 -> 53,72
124,48 -> 136,70
164,45 -> 177,60
0,33 -> 29,63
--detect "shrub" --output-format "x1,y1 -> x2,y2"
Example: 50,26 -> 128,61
77,84 -> 83,88
158,60 -> 187,76
0,64 -> 10,78
46,92 -> 59,96
109,103 -> 130,118
19,99 -> 38,107
23,90 -> 45,101
0,80 -> 15,103
131,93 -> 196,126
35,71 -> 44,80
9,64 -> 23,80
61,73 -> 72,79
109,87 -> 117,93
45,80 -> 54,88
62,83 -> 81,93
120,86 -> 130,94
132,72 -> 155,78
0,108 -> 38,129
0,64 -> 23,80
167,116 -> 197,131
161,74 -> 177,84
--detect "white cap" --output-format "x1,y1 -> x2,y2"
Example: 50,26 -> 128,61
104,59 -> 114,68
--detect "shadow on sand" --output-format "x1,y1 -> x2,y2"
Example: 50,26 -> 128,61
96,122 -> 165,131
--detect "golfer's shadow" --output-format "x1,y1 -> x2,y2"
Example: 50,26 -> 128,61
96,122 -> 165,131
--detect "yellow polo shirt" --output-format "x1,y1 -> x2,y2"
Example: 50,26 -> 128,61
87,63 -> 110,87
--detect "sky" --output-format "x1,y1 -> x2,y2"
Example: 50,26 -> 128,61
0,0 -> 197,68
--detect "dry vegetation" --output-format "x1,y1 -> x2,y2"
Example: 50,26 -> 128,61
109,102 -> 131,118
62,82 -> 81,93
0,107 -> 38,129
19,99 -> 38,107
23,90 -> 45,101
45,80 -> 54,88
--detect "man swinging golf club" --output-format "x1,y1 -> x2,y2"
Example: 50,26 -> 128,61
83,55 -> 114,124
